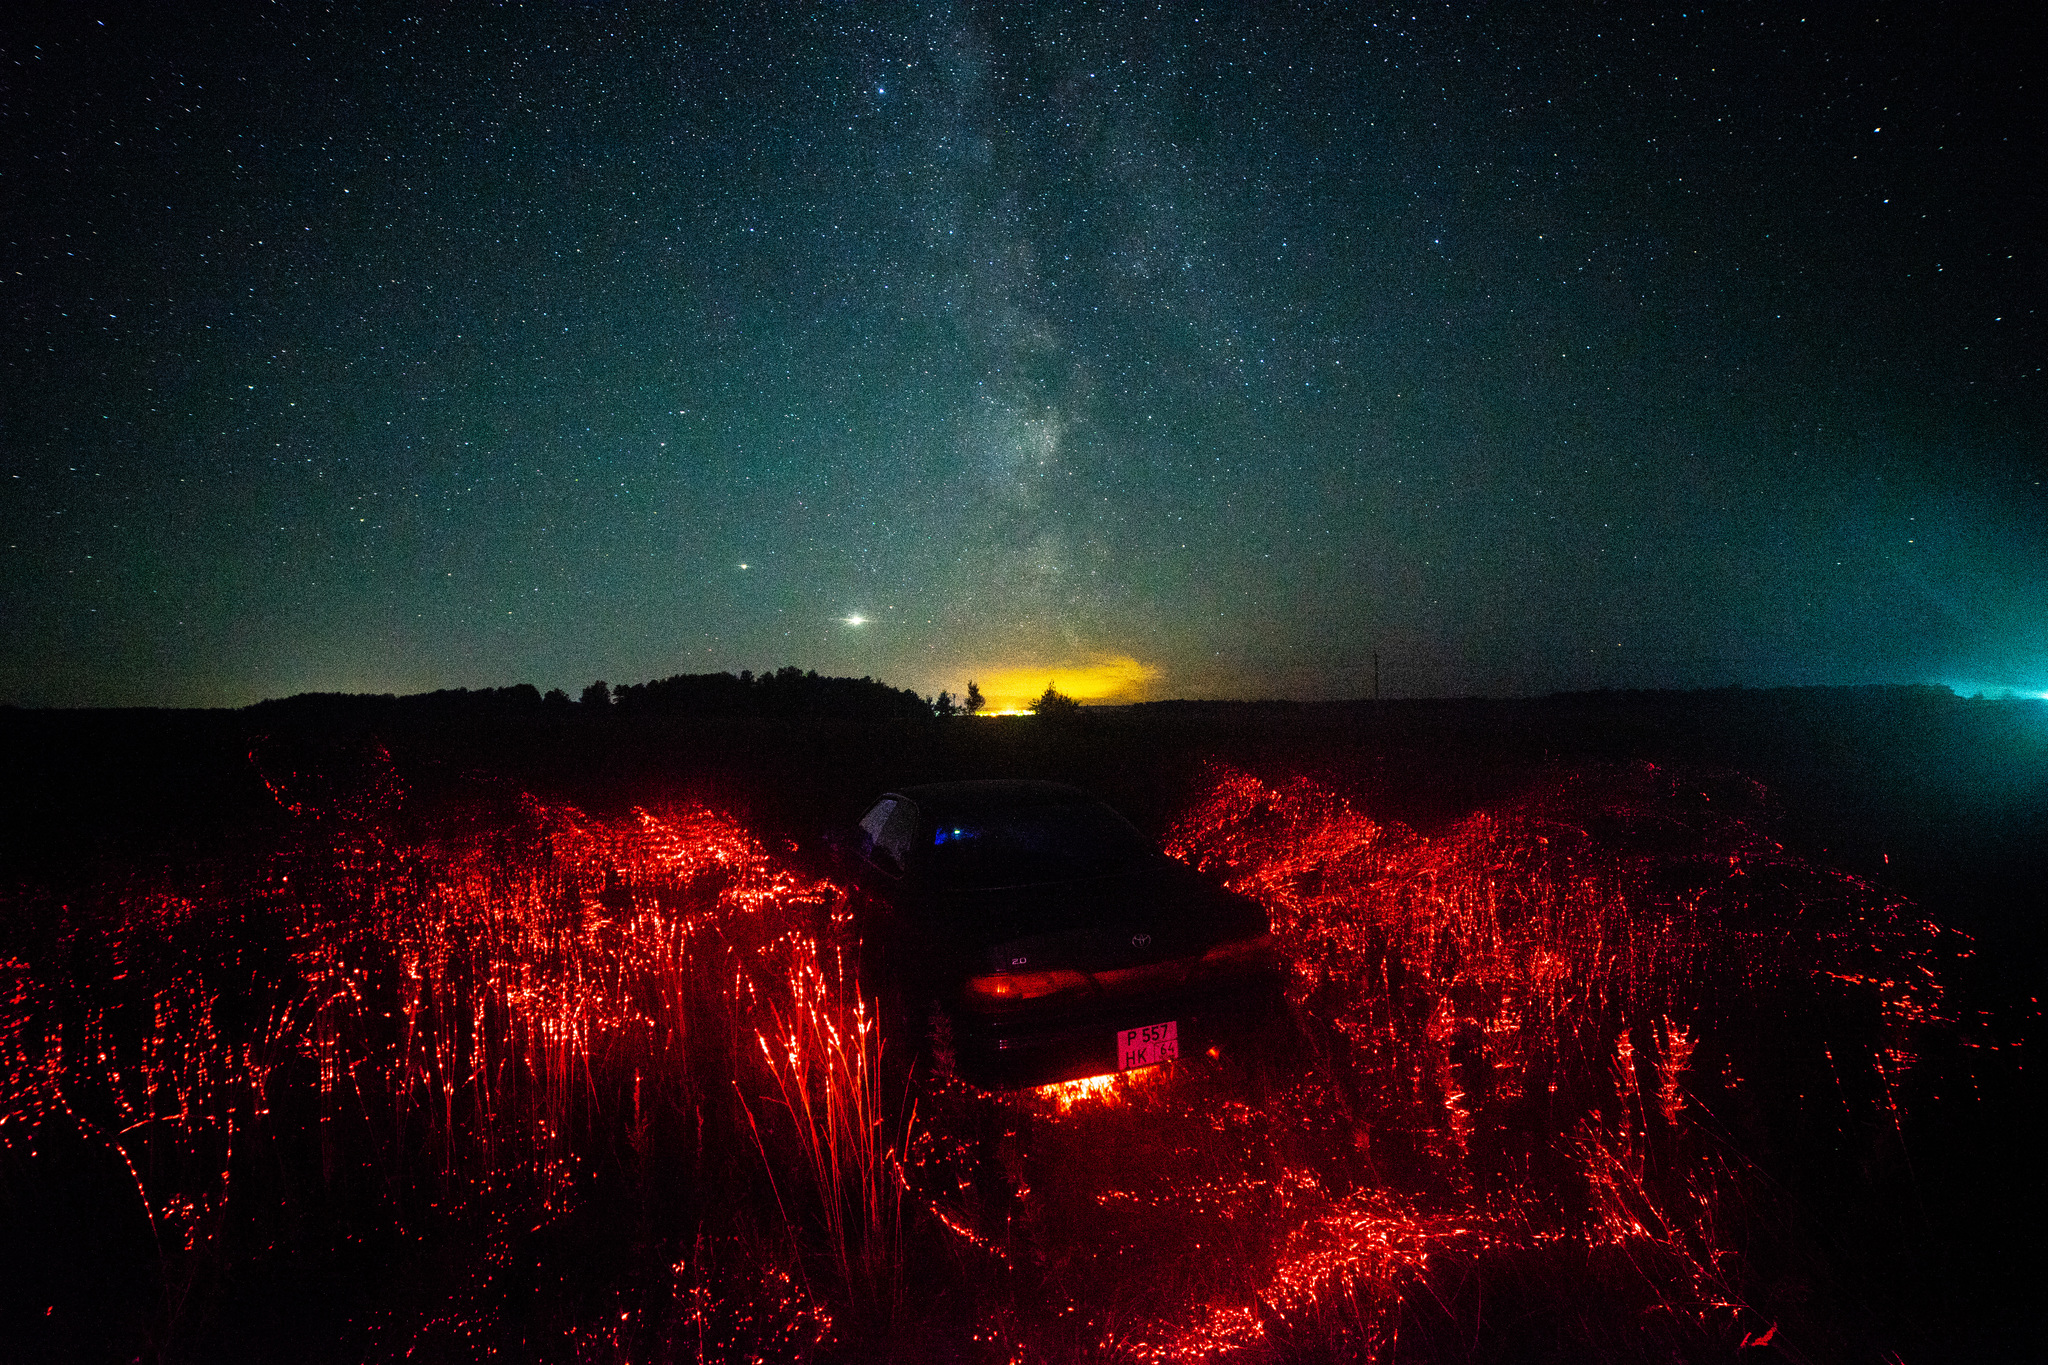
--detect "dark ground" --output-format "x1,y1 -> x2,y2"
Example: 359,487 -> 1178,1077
1,685 -> 2043,1360
7,685 -> 2042,964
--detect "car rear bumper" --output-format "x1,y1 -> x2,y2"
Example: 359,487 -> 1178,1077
945,972 -> 1283,1089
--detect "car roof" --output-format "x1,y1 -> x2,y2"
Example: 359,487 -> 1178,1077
886,779 -> 1096,820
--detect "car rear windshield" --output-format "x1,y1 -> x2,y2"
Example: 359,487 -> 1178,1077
919,802 -> 1154,888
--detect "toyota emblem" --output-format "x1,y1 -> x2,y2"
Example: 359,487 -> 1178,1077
1130,932 -> 1152,950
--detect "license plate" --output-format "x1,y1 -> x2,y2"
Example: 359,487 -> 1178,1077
1117,1020 -> 1178,1071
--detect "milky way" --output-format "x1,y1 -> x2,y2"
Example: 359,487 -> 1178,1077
3,3 -> 2041,706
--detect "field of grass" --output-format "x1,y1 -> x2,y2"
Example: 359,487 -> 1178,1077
0,696 -> 2039,1361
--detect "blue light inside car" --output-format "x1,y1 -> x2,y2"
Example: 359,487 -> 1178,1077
934,827 -> 968,845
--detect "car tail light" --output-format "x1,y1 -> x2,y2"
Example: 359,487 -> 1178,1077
1199,931 -> 1277,967
963,968 -> 1092,1005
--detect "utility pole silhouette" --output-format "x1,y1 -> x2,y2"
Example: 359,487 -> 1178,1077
1373,652 -> 1380,702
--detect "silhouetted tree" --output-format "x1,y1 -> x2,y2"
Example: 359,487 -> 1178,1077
963,681 -> 985,715
1030,684 -> 1081,720
581,680 -> 611,708
933,689 -> 957,718
543,687 -> 571,709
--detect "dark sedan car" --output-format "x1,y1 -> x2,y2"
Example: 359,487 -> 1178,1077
833,780 -> 1280,1088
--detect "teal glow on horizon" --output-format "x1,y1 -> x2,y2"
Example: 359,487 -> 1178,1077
1937,681 -> 2048,702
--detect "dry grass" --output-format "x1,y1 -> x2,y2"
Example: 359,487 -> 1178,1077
0,755 -> 1979,1361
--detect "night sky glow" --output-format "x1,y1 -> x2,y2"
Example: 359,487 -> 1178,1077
4,2 -> 2042,708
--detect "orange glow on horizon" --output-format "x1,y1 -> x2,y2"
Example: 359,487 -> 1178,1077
966,655 -> 1161,711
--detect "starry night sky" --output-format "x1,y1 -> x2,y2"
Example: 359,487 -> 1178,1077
4,2 -> 2042,709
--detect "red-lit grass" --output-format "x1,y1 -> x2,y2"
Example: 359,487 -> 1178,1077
747,940 -> 911,1326
916,761 -> 1963,1362
0,774 -> 886,1357
0,756 -> 1975,1361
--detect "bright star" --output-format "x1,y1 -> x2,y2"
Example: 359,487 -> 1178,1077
843,614 -> 867,627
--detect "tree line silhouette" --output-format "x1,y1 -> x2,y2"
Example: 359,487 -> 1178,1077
242,669 -> 1025,724
604,667 -> 929,720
